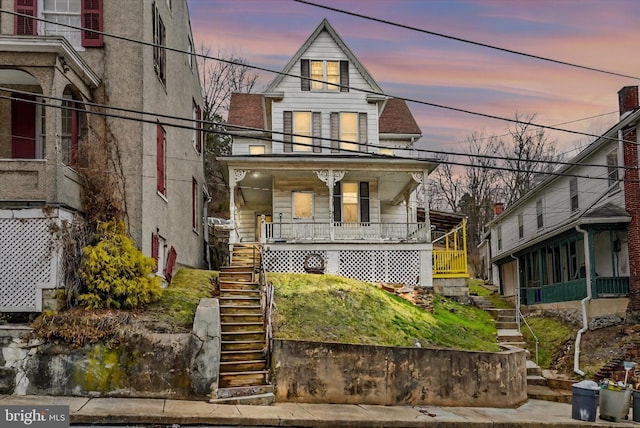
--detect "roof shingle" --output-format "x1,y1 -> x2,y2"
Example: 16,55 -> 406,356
379,98 -> 421,135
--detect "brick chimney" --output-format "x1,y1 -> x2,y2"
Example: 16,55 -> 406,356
618,86 -> 638,118
493,202 -> 504,216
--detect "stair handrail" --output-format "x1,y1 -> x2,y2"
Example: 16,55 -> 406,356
518,307 -> 539,366
258,244 -> 274,374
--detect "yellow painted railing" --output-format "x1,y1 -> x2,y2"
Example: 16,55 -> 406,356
432,218 -> 469,278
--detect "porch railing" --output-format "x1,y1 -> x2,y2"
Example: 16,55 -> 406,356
433,250 -> 467,277
263,221 -> 429,242
522,276 -> 629,305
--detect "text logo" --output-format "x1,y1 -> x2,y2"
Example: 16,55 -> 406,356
1,406 -> 69,428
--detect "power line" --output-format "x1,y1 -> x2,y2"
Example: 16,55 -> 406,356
1,7 -> 632,149
292,0 -> 640,81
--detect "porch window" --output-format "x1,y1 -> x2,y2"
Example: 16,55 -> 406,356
292,192 -> 313,220
330,112 -> 367,153
152,2 -> 167,86
569,177 -> 578,212
283,111 -> 321,153
333,182 -> 370,222
536,199 -> 543,230
518,213 -> 524,239
607,149 -> 619,191
301,59 -> 348,92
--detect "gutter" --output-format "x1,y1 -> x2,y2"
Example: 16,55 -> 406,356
574,225 -> 592,377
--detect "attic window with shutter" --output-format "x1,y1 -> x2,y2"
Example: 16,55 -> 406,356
36,0 -> 102,48
301,59 -> 349,92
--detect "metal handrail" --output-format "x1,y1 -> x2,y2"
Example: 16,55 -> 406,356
258,244 -> 274,378
518,308 -> 539,366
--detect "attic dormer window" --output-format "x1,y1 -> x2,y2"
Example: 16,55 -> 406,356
301,59 -> 349,92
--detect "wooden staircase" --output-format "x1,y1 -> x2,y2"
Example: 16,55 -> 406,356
212,243 -> 273,405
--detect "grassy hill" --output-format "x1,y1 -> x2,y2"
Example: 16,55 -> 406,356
269,272 -> 499,352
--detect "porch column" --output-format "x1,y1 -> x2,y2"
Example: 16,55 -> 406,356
228,168 -> 248,244
411,171 -> 431,241
315,170 -> 345,241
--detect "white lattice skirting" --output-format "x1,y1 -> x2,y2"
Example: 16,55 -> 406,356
264,244 -> 431,286
0,208 -> 71,312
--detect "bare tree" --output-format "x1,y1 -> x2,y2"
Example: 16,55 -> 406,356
197,48 -> 260,218
498,113 -> 562,206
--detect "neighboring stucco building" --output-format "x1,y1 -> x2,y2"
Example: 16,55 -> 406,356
0,0 -> 206,311
221,19 -> 439,287
484,86 -> 640,323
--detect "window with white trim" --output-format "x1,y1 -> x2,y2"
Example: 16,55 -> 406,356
569,176 -> 578,212
300,59 -> 349,92
536,199 -> 543,230
330,112 -> 367,153
293,111 -> 312,152
518,212 -> 524,239
333,181 -> 370,223
292,192 -> 313,220
497,225 -> 502,251
41,0 -> 82,47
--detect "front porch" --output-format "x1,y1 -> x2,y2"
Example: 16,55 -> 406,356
262,220 -> 429,242
522,276 -> 629,305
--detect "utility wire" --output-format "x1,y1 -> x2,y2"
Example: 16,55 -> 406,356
293,0 -> 640,81
2,89 -> 636,181
1,8 -> 634,150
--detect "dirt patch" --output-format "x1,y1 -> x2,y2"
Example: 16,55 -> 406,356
550,324 -> 640,379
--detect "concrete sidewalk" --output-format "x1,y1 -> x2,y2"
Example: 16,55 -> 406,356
0,394 -> 636,427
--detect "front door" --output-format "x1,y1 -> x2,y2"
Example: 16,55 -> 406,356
255,214 -> 272,242
11,94 -> 37,159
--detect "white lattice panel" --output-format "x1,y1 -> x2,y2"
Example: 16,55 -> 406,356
0,217 -> 53,311
387,251 -> 420,284
338,251 -> 372,282
264,250 -> 327,273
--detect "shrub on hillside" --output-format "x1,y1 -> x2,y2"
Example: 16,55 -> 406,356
78,220 -> 162,309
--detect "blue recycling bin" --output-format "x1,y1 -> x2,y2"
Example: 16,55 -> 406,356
572,380 -> 599,422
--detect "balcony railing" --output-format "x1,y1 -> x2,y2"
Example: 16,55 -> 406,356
263,221 -> 429,243
521,276 -> 629,305
433,250 -> 468,278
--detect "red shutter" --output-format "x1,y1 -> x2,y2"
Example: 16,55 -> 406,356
164,246 -> 177,282
151,233 -> 159,270
15,0 -> 37,35
196,105 -> 202,153
81,0 -> 103,47
157,124 -> 165,195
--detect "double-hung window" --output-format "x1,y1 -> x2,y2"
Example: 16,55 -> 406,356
518,213 -> 524,239
152,2 -> 166,86
301,59 -> 349,92
283,111 -> 321,153
157,123 -> 166,196
333,182 -> 370,223
569,177 -> 579,212
292,192 -> 313,220
192,178 -> 198,231
17,0 -> 103,47
497,225 -> 502,251
607,149 -> 619,191
536,199 -> 543,230
330,112 -> 367,153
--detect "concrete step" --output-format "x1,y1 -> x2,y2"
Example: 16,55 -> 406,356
527,375 -> 547,387
497,329 -> 524,342
527,384 -> 573,404
209,392 -> 274,405
527,360 -> 543,377
496,321 -> 518,329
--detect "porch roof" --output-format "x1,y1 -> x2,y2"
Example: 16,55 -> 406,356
490,207 -> 630,265
0,36 -> 101,88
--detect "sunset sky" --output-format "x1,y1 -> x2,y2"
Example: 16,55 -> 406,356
187,0 -> 640,155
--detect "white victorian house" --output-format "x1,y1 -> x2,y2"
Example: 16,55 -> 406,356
220,19 -> 439,287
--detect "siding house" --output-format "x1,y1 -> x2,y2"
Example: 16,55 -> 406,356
484,86 -> 640,322
221,19 -> 439,287
0,0 -> 206,312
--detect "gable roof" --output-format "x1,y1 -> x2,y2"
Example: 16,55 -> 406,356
227,93 -> 265,129
265,18 -> 383,94
379,98 -> 422,135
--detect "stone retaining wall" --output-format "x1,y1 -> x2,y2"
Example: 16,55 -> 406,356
271,339 -> 527,407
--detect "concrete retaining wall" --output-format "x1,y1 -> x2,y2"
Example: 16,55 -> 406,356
271,339 -> 527,407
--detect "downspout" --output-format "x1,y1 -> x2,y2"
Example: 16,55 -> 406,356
574,225 -> 592,376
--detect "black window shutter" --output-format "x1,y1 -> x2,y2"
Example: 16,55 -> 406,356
340,60 -> 349,92
358,113 -> 367,152
359,182 -> 370,222
333,182 -> 342,222
312,112 -> 321,153
283,111 -> 293,152
301,59 -> 310,91
330,112 -> 340,153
